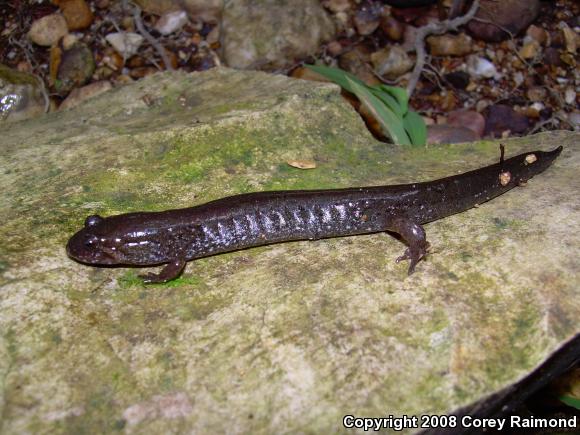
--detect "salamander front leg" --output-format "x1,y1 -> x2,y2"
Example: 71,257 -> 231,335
140,259 -> 186,284
389,218 -> 430,275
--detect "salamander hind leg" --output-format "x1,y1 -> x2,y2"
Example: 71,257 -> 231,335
140,259 -> 187,284
388,218 -> 430,275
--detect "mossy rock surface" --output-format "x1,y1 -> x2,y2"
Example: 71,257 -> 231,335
0,68 -> 578,433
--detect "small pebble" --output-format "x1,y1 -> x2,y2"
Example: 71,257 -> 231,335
57,0 -> 94,31
206,25 -> 220,45
512,71 -> 524,87
105,32 -> 144,58
54,42 -> 95,94
354,8 -> 380,36
28,14 -> 68,46
427,125 -> 478,145
444,71 -> 470,89
467,55 -> 499,79
560,23 -> 578,54
526,86 -> 547,102
526,25 -> 548,45
371,45 -> 413,79
475,99 -> 492,112
155,10 -> 189,35
519,40 -> 540,59
427,33 -> 473,57
62,33 -> 79,50
543,47 -> 563,66
564,88 -> 576,105
380,16 -> 404,41
447,110 -> 485,137
567,111 -> 580,130
485,104 -> 530,137
327,41 -> 343,56
322,0 -> 351,13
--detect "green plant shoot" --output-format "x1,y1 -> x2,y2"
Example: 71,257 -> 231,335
305,64 -> 426,146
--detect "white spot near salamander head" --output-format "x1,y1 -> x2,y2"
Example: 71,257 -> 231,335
524,154 -> 537,165
499,171 -> 511,186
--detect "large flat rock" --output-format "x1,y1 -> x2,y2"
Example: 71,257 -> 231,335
0,68 -> 578,433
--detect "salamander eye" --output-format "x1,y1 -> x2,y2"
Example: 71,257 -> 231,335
84,235 -> 98,248
85,215 -> 103,227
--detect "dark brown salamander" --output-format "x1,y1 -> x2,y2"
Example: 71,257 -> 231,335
67,146 -> 562,283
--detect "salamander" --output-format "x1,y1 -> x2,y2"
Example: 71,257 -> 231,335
67,146 -> 563,283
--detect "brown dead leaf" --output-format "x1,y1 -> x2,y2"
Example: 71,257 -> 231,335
287,159 -> 317,169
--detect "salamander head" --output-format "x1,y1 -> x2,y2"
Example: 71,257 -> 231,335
525,145 -> 562,172
67,214 -> 125,265
506,145 -> 563,184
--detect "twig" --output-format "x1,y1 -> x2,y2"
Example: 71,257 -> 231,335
423,61 -> 445,90
131,3 -> 175,71
449,0 -> 467,19
406,0 -> 479,97
35,74 -> 50,113
471,17 -> 515,40
529,115 -> 565,134
370,68 -> 406,86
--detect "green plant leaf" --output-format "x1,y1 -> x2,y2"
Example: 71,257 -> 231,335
559,395 -> 580,410
305,64 -> 422,146
304,64 -> 368,94
378,85 -> 409,115
403,110 -> 427,147
346,76 -> 411,145
368,87 -> 404,118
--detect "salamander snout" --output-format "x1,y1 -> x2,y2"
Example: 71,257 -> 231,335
66,228 -> 120,265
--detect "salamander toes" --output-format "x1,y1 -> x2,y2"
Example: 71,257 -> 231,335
139,271 -> 166,284
396,247 -> 411,264
396,242 -> 430,275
